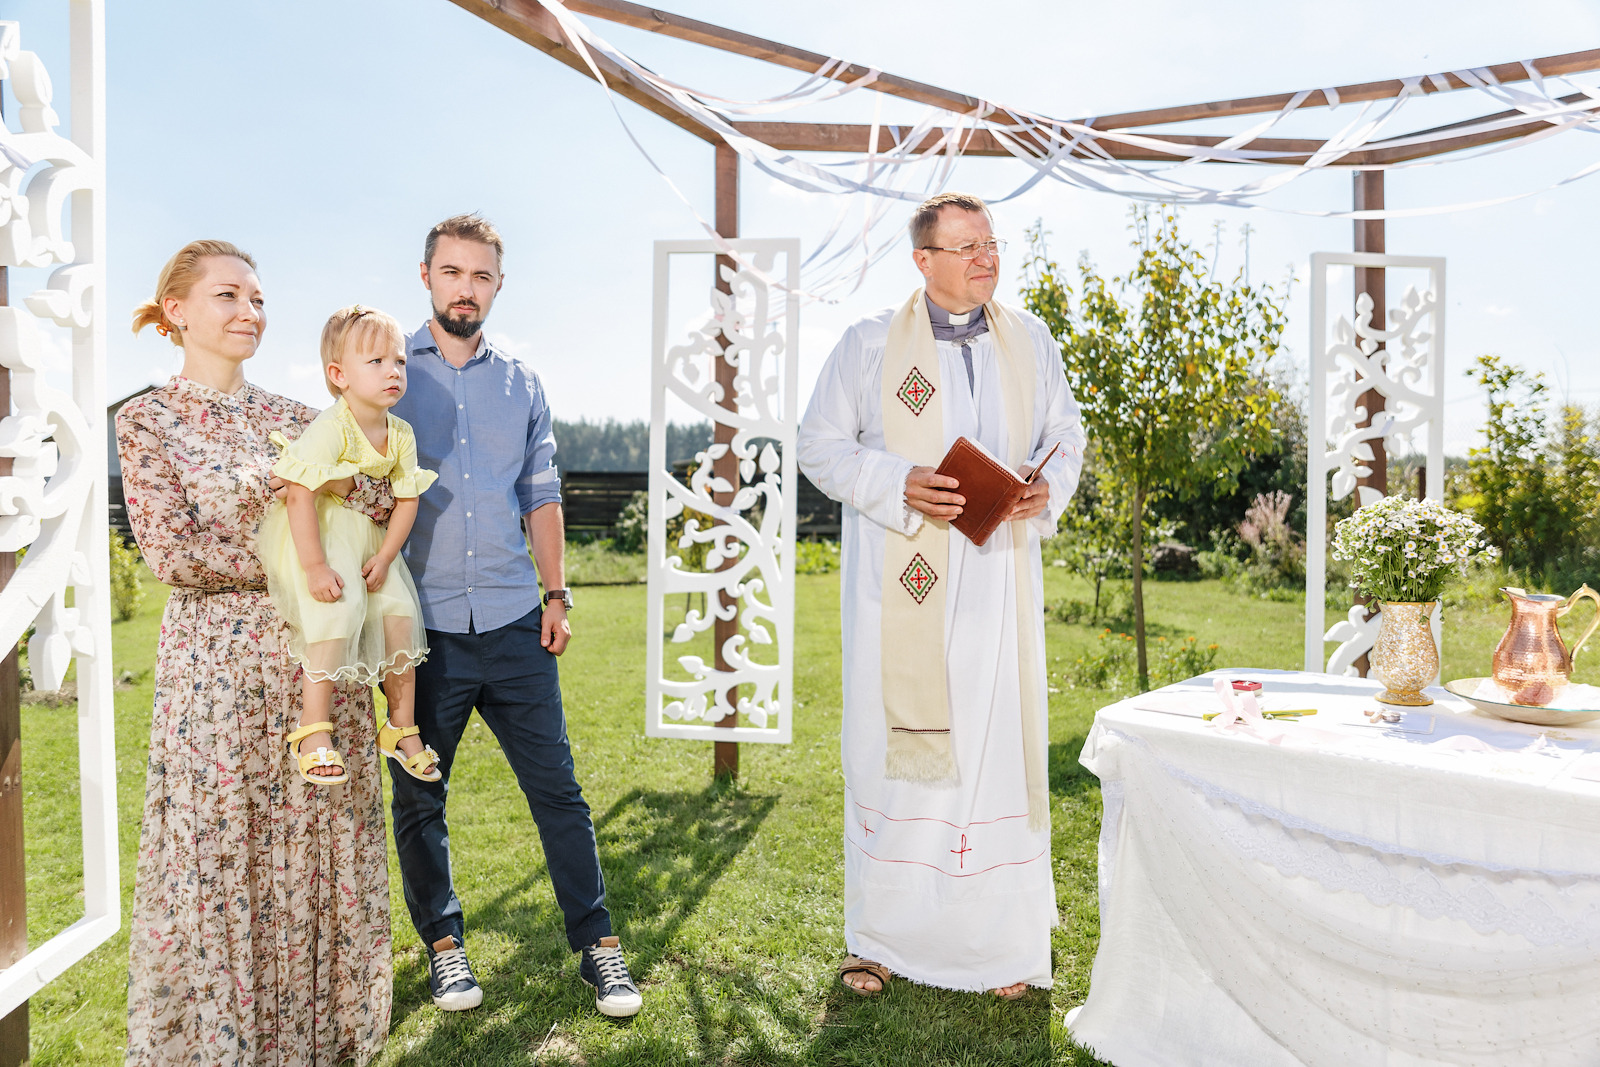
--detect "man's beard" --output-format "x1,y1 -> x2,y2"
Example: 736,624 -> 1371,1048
433,301 -> 484,339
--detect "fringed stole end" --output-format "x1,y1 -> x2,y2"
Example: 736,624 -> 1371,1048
883,745 -> 958,783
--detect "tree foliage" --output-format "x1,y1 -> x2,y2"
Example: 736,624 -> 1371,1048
1449,354 -> 1600,584
553,418 -> 713,471
1023,208 -> 1288,688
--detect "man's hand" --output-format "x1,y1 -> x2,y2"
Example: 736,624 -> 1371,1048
1005,471 -> 1051,523
541,601 -> 571,656
306,562 -> 344,603
904,466 -> 965,519
361,554 -> 392,592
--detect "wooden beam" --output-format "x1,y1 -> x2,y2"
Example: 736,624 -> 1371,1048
558,0 -> 1600,131
1352,91 -> 1600,165
461,0 -> 1600,168
731,120 -> 1328,161
734,85 -> 1600,165
1090,49 -> 1600,129
446,0 -> 719,141
563,0 -> 981,113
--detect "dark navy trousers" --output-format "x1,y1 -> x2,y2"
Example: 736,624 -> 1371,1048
389,606 -> 612,952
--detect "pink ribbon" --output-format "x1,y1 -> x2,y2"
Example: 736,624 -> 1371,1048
1209,678 -> 1265,728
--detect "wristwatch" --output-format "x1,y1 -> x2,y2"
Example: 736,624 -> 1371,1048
542,588 -> 573,611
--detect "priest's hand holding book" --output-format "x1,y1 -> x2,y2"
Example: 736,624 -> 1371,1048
904,438 -> 1061,539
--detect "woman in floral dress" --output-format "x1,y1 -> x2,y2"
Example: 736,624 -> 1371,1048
117,241 -> 392,1065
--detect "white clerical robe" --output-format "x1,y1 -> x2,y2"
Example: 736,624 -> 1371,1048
797,304 -> 1086,991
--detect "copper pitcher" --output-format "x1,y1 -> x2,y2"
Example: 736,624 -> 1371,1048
1491,585 -> 1600,705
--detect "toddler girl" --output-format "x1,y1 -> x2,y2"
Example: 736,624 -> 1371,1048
261,305 -> 440,785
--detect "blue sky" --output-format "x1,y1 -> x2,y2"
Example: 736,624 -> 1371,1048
10,0 -> 1600,457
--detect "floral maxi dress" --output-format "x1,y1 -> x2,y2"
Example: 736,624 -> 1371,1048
117,376 -> 392,1067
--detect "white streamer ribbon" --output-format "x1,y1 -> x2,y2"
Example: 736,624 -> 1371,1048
531,0 -> 1600,297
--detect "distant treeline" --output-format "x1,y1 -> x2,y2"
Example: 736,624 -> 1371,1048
553,418 -> 715,472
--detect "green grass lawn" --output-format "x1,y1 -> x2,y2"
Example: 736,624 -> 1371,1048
15,564 -> 1563,1065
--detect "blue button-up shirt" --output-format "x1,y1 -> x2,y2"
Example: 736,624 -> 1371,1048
394,323 -> 562,634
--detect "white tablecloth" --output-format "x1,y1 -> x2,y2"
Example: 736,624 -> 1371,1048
1068,669 -> 1600,1067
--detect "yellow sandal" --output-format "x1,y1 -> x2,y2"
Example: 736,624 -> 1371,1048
378,719 -> 442,783
287,722 -> 348,786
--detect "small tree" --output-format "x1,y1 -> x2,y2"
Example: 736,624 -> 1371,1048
1450,354 -> 1600,583
1051,445 -> 1134,621
1024,209 -> 1287,689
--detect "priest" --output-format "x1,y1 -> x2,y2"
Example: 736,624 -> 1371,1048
797,192 -> 1085,998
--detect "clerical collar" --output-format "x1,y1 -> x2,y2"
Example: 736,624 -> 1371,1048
925,294 -> 988,343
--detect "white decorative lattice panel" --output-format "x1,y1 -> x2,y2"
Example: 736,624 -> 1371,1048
0,4 -> 119,1018
646,239 -> 798,743
1303,252 -> 1446,676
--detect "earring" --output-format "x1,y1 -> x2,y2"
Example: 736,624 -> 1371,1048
174,321 -> 186,331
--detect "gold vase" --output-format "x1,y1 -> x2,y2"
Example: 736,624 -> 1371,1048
1371,601 -> 1438,706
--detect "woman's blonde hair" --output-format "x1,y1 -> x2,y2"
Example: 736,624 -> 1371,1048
130,240 -> 257,347
320,305 -> 405,400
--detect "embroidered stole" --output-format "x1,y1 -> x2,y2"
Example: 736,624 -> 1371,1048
879,288 -> 1050,831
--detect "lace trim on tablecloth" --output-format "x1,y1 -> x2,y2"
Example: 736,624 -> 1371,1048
1100,727 -> 1600,948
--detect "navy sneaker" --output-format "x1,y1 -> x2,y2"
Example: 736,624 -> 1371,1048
426,935 -> 483,1011
579,936 -> 642,1018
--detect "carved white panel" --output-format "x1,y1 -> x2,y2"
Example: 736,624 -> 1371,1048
646,239 -> 799,743
0,3 -> 120,1018
1304,252 -> 1446,675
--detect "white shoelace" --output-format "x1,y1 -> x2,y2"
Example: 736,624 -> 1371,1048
432,945 -> 474,988
589,945 -> 633,989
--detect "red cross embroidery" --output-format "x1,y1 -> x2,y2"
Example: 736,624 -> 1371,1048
897,367 -> 935,416
861,820 -> 875,837
951,833 -> 972,869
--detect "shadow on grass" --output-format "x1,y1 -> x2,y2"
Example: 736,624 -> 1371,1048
386,785 -> 777,1063
810,980 -> 1053,1067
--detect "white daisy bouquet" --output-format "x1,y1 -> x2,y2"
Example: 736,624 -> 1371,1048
1330,496 -> 1499,603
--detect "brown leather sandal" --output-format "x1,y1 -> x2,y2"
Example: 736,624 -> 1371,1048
839,954 -> 891,997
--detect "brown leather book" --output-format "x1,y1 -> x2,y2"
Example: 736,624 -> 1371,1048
933,437 -> 1061,547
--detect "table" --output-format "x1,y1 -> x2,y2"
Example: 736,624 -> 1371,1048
1067,669 -> 1600,1067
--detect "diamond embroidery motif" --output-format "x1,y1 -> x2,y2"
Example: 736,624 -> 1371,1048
899,553 -> 939,605
897,366 -> 935,416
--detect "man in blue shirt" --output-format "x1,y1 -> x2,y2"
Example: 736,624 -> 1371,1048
390,214 -> 641,1018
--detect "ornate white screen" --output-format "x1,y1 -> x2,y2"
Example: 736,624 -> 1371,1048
1304,252 -> 1446,675
646,239 -> 799,743
0,4 -> 119,1017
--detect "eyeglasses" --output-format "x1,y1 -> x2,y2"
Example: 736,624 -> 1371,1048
919,238 -> 1007,260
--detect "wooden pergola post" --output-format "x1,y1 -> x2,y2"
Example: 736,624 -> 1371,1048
1353,170 -> 1388,498
711,141 -> 740,781
0,258 -> 28,1065
1350,169 -> 1386,676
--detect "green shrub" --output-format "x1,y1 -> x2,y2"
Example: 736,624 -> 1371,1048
1450,354 -> 1600,587
613,491 -> 649,554
109,527 -> 145,622
1068,628 -> 1220,694
794,540 -> 839,575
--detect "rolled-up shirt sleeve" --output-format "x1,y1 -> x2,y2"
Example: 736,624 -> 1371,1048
518,375 -> 562,516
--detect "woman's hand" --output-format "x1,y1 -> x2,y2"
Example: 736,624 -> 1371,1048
361,554 -> 391,592
307,563 -> 344,603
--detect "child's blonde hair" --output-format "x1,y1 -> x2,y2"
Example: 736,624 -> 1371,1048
131,240 -> 257,346
319,305 -> 405,399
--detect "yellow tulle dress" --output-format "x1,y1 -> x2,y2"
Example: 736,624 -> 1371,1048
259,398 -> 438,686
